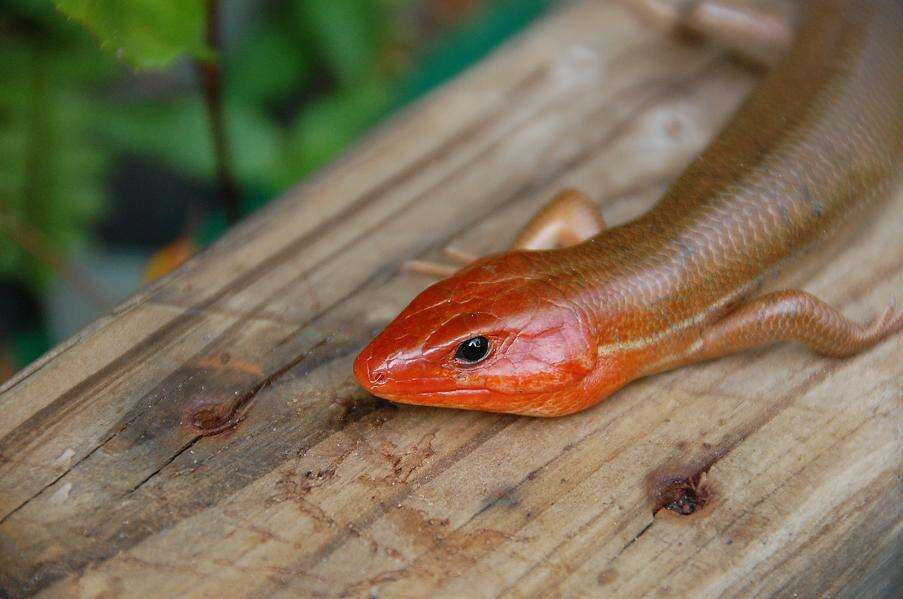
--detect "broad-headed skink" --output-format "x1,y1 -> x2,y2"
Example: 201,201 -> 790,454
354,0 -> 903,416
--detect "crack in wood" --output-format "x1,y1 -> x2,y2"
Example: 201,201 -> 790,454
125,436 -> 201,495
616,520 -> 655,559
0,432 -> 110,526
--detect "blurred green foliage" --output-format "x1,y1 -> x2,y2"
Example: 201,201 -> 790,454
0,0 -> 113,290
96,0 -> 402,195
398,0 -> 550,102
299,0 -> 392,87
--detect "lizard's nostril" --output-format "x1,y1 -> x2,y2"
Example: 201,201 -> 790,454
353,345 -> 390,390
371,368 -> 388,385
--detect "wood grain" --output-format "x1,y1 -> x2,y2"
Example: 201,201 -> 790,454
1,1 -> 900,597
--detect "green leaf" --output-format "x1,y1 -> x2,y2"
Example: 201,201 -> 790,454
52,0 -> 210,69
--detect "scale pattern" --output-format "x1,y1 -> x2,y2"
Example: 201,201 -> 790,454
354,0 -> 903,416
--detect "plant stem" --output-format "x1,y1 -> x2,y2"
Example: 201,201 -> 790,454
198,0 -> 241,225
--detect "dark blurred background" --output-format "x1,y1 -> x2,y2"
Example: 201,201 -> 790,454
0,0 -> 552,382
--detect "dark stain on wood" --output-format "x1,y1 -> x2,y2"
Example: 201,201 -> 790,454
646,444 -> 725,517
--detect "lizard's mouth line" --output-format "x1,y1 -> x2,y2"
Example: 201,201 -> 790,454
379,387 -> 492,400
370,385 -> 504,409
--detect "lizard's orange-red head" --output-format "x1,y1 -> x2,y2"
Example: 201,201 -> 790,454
354,252 -> 628,416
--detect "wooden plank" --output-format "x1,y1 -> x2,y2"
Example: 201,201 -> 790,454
1,1 -> 900,596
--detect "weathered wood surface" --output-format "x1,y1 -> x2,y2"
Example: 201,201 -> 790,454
1,1 -> 901,597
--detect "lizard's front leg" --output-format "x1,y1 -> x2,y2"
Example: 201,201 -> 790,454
406,189 -> 607,278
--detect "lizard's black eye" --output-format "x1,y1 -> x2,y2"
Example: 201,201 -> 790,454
455,336 -> 490,364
